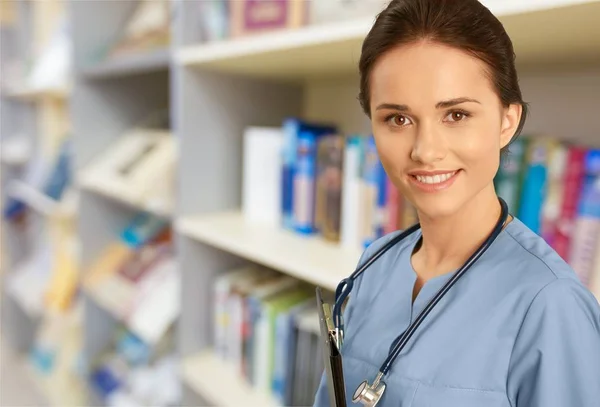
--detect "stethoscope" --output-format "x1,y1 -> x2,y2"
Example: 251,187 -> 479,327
332,197 -> 510,407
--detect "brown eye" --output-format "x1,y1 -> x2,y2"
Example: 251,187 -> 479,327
388,114 -> 412,127
445,110 -> 470,122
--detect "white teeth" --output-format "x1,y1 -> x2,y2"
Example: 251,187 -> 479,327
415,172 -> 456,184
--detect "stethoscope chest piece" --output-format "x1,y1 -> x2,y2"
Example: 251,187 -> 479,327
352,378 -> 386,407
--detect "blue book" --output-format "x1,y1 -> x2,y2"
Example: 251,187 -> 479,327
518,139 -> 550,234
43,138 -> 72,200
362,136 -> 386,248
281,118 -> 336,231
272,298 -> 314,405
579,150 -> 600,209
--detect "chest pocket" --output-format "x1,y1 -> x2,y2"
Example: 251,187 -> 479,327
410,383 -> 510,407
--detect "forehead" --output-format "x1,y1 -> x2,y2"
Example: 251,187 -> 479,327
370,41 -> 495,106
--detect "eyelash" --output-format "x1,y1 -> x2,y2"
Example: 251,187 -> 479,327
384,109 -> 472,127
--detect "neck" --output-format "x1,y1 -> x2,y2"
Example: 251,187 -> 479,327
413,185 -> 504,277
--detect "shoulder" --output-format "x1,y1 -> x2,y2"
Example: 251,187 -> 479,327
499,217 -> 583,284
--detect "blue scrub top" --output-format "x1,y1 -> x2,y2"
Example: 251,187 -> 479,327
313,217 -> 600,407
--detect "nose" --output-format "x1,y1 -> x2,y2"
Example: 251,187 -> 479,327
410,125 -> 447,164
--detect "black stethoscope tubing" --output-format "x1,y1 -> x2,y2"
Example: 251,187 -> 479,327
333,197 -> 509,376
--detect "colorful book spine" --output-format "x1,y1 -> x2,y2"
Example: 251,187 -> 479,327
540,141 -> 568,248
570,176 -> 600,286
518,139 -> 551,234
281,118 -> 301,231
360,136 -> 380,248
554,146 -> 588,262
384,177 -> 402,234
281,118 -> 336,231
315,134 -> 344,242
229,0 -> 308,38
495,137 -> 528,214
340,136 -> 364,250
293,130 -> 319,235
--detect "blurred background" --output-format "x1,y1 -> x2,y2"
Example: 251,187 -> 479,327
0,0 -> 599,406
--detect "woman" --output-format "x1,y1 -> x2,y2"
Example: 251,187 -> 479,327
313,0 -> 600,406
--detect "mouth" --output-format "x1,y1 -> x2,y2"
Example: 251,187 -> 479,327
408,170 -> 461,192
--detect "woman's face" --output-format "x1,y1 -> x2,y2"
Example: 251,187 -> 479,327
370,41 -> 521,220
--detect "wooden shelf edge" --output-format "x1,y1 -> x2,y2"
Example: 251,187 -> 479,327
181,350 -> 280,407
175,212 -> 361,291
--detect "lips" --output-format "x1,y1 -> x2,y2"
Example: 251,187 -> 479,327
414,171 -> 457,185
408,170 -> 461,192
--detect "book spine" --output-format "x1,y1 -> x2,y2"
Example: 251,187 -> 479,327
374,160 -> 388,239
554,147 -> 587,261
518,139 -> 550,234
361,136 -> 379,249
293,130 -> 318,235
316,135 -> 344,242
341,136 -> 363,250
282,118 -> 299,231
384,177 -> 401,234
541,142 -> 567,248
496,137 -> 527,214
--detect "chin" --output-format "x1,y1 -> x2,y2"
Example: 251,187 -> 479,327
412,195 -> 466,221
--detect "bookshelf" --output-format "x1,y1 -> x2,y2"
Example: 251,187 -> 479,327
1,0 -> 599,406
177,0 -> 600,81
176,212 -> 361,291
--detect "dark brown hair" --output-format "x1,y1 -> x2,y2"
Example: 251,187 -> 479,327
359,0 -> 528,151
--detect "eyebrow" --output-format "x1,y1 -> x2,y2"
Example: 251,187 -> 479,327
375,97 -> 481,112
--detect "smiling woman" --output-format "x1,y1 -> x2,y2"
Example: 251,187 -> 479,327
312,1 -> 600,407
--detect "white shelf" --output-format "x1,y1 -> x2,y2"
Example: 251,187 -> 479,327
177,0 -> 600,80
81,48 -> 170,79
181,350 -> 279,407
176,212 -> 362,291
1,85 -> 71,102
77,173 -> 173,219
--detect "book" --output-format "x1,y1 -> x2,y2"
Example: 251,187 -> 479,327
341,135 -> 364,250
77,128 -> 175,212
315,134 -> 344,242
281,118 -> 336,231
495,137 -> 528,214
554,146 -> 588,262
361,136 -> 386,248
518,138 -> 551,234
540,141 -> 568,248
229,0 -> 308,38
244,275 -> 300,384
242,127 -> 284,226
384,177 -> 403,234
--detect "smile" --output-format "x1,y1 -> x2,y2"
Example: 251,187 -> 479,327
414,172 -> 457,184
409,170 -> 460,192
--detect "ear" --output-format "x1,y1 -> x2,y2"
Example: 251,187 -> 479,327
500,103 -> 523,149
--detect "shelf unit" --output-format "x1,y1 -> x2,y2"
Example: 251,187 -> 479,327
2,0 -> 600,406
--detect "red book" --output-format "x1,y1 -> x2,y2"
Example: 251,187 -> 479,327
384,177 -> 403,234
554,146 -> 587,261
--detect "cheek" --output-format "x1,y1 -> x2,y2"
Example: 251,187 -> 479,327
458,120 -> 502,176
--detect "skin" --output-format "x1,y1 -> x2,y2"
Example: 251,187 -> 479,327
369,40 -> 522,300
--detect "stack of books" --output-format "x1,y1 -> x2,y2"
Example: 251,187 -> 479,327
213,266 -> 326,406
242,119 -> 415,252
89,324 -> 180,407
83,212 -> 179,345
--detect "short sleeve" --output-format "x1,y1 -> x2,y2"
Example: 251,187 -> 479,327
507,278 -> 600,407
